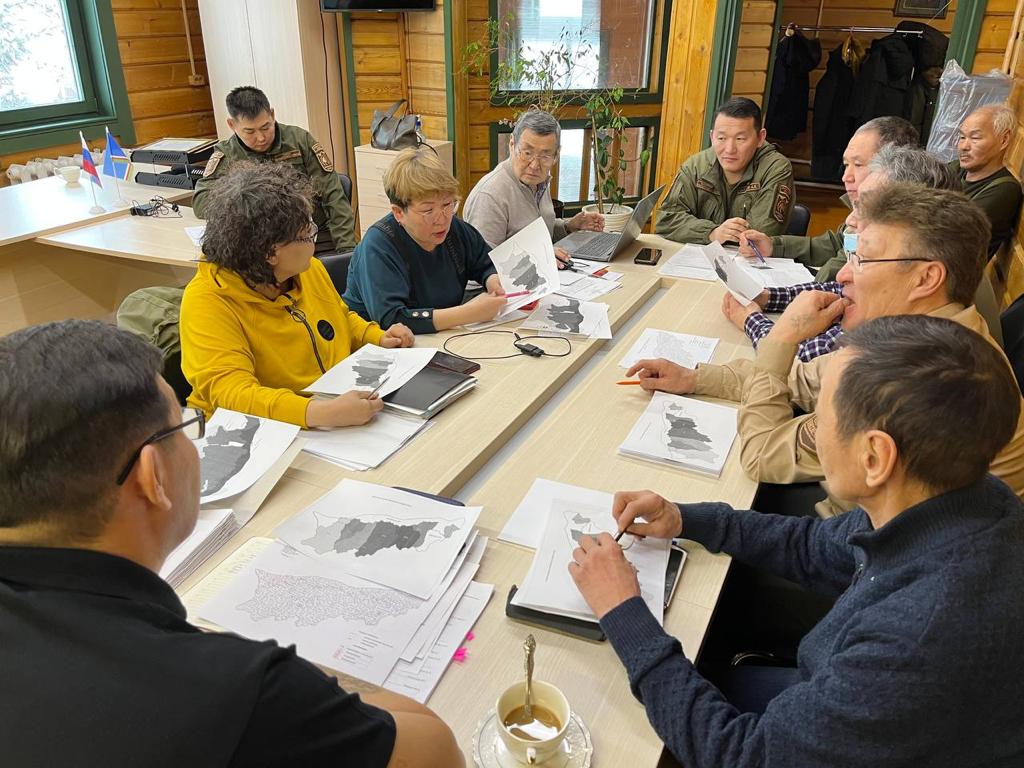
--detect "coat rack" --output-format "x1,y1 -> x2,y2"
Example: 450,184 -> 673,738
780,24 -> 925,37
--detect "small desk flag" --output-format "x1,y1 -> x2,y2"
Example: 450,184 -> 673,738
102,127 -> 131,181
79,132 -> 102,188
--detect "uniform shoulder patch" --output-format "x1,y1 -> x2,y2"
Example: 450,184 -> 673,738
203,150 -> 224,178
312,142 -> 334,173
773,184 -> 792,223
740,181 -> 761,193
695,178 -> 716,194
797,414 -> 818,454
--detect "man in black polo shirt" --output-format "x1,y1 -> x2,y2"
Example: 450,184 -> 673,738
0,320 -> 463,768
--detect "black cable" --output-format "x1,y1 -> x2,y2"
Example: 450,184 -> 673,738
442,330 -> 572,360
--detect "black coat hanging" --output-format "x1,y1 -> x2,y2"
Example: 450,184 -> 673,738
765,31 -> 823,141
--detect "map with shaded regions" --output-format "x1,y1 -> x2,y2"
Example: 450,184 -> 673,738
352,353 -> 395,388
663,404 -> 719,463
554,503 -> 606,549
500,246 -> 546,292
199,415 -> 259,496
544,298 -> 585,334
237,569 -> 420,626
302,513 -> 460,558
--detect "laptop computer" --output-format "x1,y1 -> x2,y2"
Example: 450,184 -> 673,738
554,185 -> 666,262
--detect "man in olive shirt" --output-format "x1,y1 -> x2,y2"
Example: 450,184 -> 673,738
194,86 -> 356,252
656,97 -> 794,244
739,116 -> 918,282
952,103 -> 1023,256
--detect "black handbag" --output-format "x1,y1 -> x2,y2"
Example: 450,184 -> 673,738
370,100 -> 421,151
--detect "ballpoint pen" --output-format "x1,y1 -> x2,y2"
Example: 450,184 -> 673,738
367,374 -> 390,399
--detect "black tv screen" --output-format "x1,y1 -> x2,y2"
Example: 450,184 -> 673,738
320,0 -> 435,10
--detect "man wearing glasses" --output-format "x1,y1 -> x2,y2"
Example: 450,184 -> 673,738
0,320 -> 463,767
628,184 -> 1024,515
463,109 -> 604,255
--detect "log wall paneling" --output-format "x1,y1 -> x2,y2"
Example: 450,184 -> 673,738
994,0 -> 1024,306
1,0 -> 216,186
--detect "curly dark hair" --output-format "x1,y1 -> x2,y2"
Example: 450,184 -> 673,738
200,162 -> 313,287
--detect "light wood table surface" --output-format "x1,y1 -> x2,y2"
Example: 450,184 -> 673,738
37,204 -> 203,268
0,175 -> 191,247
424,278 -> 757,766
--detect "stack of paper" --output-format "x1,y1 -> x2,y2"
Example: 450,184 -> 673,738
520,295 -> 612,339
306,345 -> 436,397
301,411 -> 432,470
160,508 -> 239,588
618,328 -> 719,370
658,244 -> 718,281
619,391 -> 738,477
194,481 -> 493,702
555,274 -> 621,302
509,482 -> 670,625
736,257 -> 815,288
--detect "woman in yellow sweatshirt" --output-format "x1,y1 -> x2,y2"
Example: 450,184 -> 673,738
180,163 -> 413,428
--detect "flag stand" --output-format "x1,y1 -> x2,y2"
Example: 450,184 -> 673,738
88,181 -> 104,214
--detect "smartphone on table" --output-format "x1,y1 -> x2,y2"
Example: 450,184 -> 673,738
634,248 -> 662,266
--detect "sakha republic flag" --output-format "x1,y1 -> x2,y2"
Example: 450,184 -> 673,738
102,127 -> 131,181
79,131 -> 102,188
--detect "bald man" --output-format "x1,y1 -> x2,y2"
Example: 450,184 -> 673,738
952,104 -> 1023,256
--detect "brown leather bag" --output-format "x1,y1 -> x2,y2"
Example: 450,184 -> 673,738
370,100 -> 421,151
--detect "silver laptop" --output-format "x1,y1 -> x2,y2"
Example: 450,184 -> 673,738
555,185 -> 666,262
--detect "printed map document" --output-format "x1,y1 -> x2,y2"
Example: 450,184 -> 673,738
618,328 -> 719,370
489,216 -> 560,318
307,345 -> 435,398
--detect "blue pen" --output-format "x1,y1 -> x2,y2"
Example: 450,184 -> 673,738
748,240 -> 768,265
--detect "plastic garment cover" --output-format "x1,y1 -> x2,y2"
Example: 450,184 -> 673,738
927,60 -> 1011,161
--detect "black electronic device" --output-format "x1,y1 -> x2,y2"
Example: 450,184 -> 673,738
634,247 -> 662,266
130,138 -> 216,166
428,350 -> 481,376
320,0 -> 435,11
505,586 -> 607,642
134,165 -> 206,190
383,365 -> 476,419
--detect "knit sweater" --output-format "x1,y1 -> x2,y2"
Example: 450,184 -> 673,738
600,476 -> 1024,768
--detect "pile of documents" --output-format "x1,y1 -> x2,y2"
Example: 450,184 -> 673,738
190,480 -> 493,702
556,258 -> 623,302
302,412 -> 432,470
618,328 -> 719,371
160,508 -> 239,588
658,243 -> 814,292
520,294 -> 612,339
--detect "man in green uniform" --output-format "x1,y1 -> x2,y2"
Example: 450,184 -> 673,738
739,116 -> 919,282
193,86 -> 356,252
656,97 -> 794,244
951,104 -> 1023,257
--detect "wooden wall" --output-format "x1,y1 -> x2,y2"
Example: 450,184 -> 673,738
995,0 -> 1024,305
0,0 -> 215,187
735,0 -> 778,107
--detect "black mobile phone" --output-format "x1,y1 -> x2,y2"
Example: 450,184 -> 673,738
634,247 -> 662,266
428,350 -> 481,375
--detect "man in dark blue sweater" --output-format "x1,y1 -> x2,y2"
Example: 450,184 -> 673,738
570,315 -> 1024,767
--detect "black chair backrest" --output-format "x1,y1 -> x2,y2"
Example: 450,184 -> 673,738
1001,292 -> 1024,395
163,350 -> 193,406
337,172 -> 352,203
785,203 -> 810,237
319,251 -> 354,296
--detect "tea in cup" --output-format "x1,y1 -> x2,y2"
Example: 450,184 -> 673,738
58,166 -> 81,185
495,680 -> 570,764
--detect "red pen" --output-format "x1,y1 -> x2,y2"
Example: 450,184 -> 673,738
504,290 -> 530,299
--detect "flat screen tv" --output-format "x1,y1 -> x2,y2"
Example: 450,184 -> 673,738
320,0 -> 435,11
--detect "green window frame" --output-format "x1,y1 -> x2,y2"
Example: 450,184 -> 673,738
487,0 -> 673,106
0,0 -> 134,154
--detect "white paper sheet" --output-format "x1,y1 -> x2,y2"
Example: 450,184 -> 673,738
195,410 -> 300,505
618,391 -> 738,477
511,497 -> 669,625
384,581 -> 494,703
658,244 -> 718,281
301,411 -> 429,470
159,507 -> 238,587
500,478 -> 618,549
555,274 -> 621,302
307,345 -> 435,397
617,328 -> 720,370
701,242 -> 764,304
275,480 -> 481,599
736,257 -> 815,288
142,138 -> 211,152
464,310 -> 527,331
489,217 -> 560,315
520,295 -> 612,339
184,225 -> 205,246
199,540 -> 433,685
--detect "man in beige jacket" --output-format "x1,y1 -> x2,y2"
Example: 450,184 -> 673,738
628,184 -> 1024,515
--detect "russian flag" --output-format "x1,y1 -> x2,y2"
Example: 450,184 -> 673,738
80,131 -> 102,188
102,127 -> 131,181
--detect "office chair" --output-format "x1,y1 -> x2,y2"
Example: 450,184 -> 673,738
337,172 -> 352,202
784,203 -> 810,237
319,250 -> 355,296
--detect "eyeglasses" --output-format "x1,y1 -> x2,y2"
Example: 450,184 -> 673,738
845,251 -> 932,273
294,220 -> 319,244
406,199 -> 460,221
116,407 -> 206,485
515,145 -> 558,167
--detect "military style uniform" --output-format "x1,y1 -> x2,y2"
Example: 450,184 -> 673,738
656,143 -> 795,244
949,160 -> 1024,257
193,123 -> 356,252
772,193 -> 851,282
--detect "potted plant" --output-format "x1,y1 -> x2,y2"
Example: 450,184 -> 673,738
463,18 -> 651,232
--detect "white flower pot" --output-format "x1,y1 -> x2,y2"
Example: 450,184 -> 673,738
583,203 -> 633,233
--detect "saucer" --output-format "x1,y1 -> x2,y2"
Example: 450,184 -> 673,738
472,708 -> 593,767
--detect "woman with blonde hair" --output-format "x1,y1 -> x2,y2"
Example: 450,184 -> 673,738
343,147 -> 507,332
180,162 -> 413,428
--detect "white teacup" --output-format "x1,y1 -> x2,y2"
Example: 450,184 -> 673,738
58,165 -> 81,185
495,680 -> 570,765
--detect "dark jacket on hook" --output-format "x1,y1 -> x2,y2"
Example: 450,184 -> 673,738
812,45 -> 858,181
766,32 -> 822,141
848,34 -> 916,130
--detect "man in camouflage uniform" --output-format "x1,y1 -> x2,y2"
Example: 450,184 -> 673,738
656,97 -> 794,245
193,86 -> 356,253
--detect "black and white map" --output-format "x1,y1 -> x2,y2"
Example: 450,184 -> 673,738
487,216 -> 560,319
618,391 -> 737,477
307,344 -> 435,398
521,295 -> 612,339
196,410 -> 299,504
617,328 -> 719,371
275,480 -> 481,599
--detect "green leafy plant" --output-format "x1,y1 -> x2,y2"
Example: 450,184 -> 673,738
462,15 -> 651,213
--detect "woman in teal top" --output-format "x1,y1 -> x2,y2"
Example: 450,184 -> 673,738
343,148 -> 508,333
